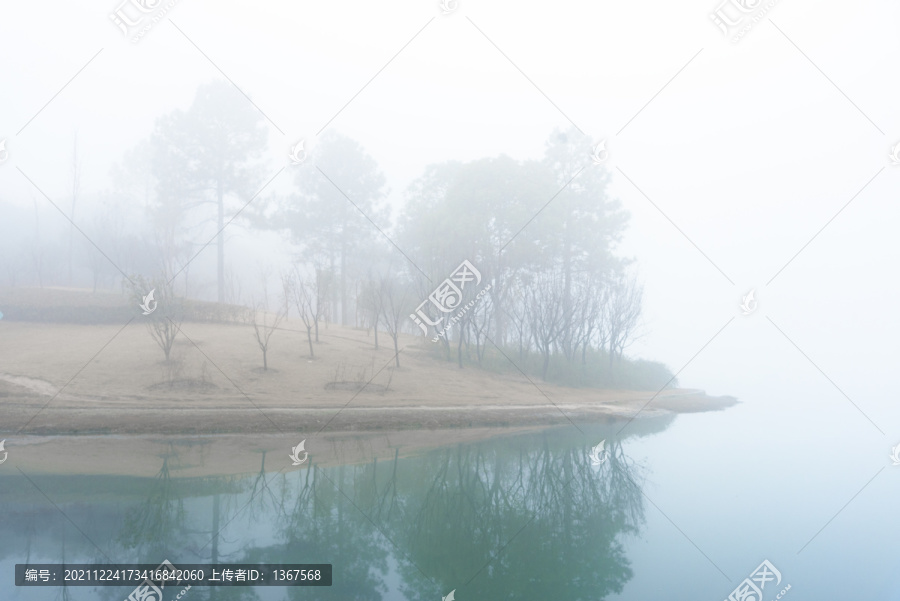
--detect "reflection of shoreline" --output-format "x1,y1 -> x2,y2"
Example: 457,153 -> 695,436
1,416 -> 677,479
0,427 -> 541,479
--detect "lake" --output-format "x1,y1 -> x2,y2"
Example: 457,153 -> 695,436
2,392 -> 899,600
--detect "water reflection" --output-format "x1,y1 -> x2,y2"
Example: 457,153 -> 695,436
2,419 -> 671,601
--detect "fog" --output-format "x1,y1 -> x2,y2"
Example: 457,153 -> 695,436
2,0 -> 899,420
5,3 -> 900,601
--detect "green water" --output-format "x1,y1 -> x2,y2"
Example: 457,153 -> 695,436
0,419 -> 666,601
3,407 -> 899,600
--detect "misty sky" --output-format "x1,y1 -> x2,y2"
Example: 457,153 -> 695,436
1,0 -> 899,424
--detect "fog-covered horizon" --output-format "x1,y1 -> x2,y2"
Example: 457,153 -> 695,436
2,0 -> 899,406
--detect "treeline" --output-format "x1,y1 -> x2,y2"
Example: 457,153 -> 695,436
0,80 -> 672,388
267,119 -> 667,386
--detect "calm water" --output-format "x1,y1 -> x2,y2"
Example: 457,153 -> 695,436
2,400 -> 899,601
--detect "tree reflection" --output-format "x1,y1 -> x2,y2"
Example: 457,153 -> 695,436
258,427 -> 647,601
247,461 -> 389,601
388,432 -> 644,601
117,456 -> 185,558
114,447 -> 255,601
5,423 -> 663,601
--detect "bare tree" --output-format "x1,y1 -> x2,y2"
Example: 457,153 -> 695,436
249,300 -> 283,372
377,274 -> 415,368
442,283 -> 491,369
311,268 -> 331,342
150,316 -> 180,363
526,272 -> 572,380
606,274 -> 643,368
466,290 -> 493,366
571,275 -> 605,366
502,282 -> 531,362
282,267 -> 322,359
357,278 -> 383,350
133,276 -> 183,362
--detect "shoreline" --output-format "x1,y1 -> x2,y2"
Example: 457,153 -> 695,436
0,413 -> 686,479
0,375 -> 736,435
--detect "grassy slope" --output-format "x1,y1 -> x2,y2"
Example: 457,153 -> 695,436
0,288 -> 735,434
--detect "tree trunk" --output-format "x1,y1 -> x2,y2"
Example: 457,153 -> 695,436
210,493 -> 220,601
307,326 -> 314,358
340,232 -> 347,325
393,334 -> 400,368
68,138 -> 78,287
217,179 -> 225,303
442,331 -> 451,361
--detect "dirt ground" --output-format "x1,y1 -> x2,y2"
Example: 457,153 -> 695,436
0,318 -> 736,437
